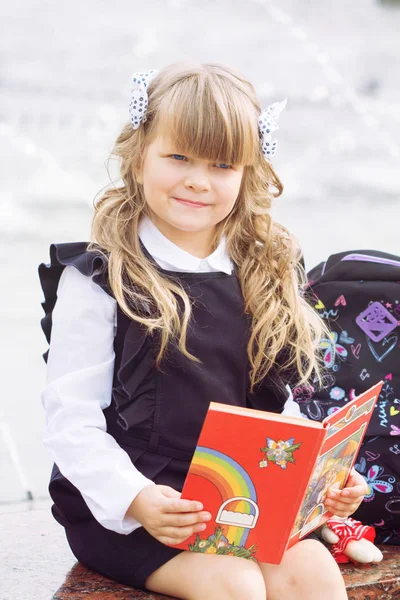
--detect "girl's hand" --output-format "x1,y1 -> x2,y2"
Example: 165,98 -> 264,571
125,484 -> 211,546
324,468 -> 368,518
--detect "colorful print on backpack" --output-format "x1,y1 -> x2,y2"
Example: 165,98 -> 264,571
296,250 -> 400,545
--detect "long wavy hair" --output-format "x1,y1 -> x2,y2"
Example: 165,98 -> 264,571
89,62 -> 330,392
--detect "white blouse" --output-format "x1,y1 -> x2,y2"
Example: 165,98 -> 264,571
41,216 -> 301,536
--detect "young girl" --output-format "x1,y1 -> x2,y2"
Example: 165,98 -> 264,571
39,62 -> 368,600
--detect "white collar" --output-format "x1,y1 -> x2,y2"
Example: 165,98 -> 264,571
138,215 -> 233,274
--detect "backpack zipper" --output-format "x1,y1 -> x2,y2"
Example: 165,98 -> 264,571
341,253 -> 400,268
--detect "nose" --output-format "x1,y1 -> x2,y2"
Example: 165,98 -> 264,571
184,165 -> 211,193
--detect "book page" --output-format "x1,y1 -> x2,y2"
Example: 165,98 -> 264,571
288,381 -> 382,542
290,423 -> 366,539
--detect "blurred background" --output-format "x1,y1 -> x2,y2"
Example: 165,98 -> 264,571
1,0 -> 399,510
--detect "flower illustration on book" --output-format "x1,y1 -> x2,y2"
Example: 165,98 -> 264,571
260,437 -> 302,470
188,526 -> 258,561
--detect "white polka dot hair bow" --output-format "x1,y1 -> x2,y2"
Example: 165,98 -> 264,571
258,97 -> 287,162
129,70 -> 159,130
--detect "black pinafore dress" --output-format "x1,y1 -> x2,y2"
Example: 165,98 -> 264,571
38,242 -> 288,589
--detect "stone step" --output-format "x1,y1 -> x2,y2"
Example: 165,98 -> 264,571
2,504 -> 398,600
52,547 -> 400,600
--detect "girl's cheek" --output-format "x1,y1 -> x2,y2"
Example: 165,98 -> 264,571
219,179 -> 242,206
151,170 -> 176,191
161,165 -> 183,187
221,170 -> 243,192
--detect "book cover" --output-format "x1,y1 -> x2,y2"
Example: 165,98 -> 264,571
170,380 -> 382,564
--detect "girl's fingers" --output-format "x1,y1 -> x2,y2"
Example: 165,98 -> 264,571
340,484 -> 368,498
326,494 -> 363,507
162,510 -> 211,527
327,486 -> 366,502
324,484 -> 365,514
348,468 -> 367,485
158,522 -> 207,543
158,485 -> 205,514
327,502 -> 360,515
162,497 -> 204,514
324,496 -> 361,515
158,485 -> 182,499
342,471 -> 369,495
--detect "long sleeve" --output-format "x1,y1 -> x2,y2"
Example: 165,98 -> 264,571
41,265 -> 154,535
281,385 -> 307,418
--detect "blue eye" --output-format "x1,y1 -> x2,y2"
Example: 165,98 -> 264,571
171,154 -> 186,161
216,163 -> 232,169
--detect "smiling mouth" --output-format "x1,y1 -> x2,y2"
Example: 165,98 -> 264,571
173,197 -> 210,208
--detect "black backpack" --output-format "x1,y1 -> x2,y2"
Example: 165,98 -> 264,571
296,249 -> 400,545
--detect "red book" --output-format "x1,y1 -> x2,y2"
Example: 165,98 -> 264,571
170,381 -> 382,564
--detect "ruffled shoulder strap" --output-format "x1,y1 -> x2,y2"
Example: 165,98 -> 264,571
38,242 -> 112,361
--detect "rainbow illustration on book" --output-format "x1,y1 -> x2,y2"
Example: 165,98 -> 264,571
190,447 -> 259,547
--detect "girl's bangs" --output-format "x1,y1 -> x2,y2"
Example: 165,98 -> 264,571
154,76 -> 259,167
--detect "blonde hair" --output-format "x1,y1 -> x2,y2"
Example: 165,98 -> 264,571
89,62 -> 330,392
